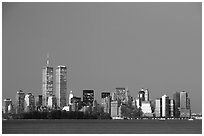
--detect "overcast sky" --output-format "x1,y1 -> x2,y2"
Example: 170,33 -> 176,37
2,2 -> 201,113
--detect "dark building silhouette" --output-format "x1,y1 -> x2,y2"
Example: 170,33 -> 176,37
83,90 -> 94,106
173,92 -> 180,117
138,88 -> 145,106
101,92 -> 110,99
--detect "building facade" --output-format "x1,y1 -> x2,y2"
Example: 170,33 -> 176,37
144,89 -> 149,101
162,94 -> 170,118
16,90 -> 25,114
155,98 -> 162,117
24,93 -> 35,112
101,96 -> 111,114
83,90 -> 94,106
138,88 -> 145,106
170,99 -> 175,117
141,101 -> 153,117
42,57 -> 54,107
56,65 -> 67,108
101,92 -> 110,99
173,92 -> 180,117
180,91 -> 191,118
47,95 -> 57,109
3,99 -> 13,114
71,96 -> 82,111
115,87 -> 129,104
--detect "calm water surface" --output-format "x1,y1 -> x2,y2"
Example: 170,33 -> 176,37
2,119 -> 202,134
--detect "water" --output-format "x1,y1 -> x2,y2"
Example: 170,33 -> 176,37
2,119 -> 202,134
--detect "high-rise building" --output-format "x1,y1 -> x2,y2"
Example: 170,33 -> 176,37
71,96 -> 82,111
47,95 -> 57,109
180,91 -> 191,118
144,89 -> 149,101
173,92 -> 180,117
162,94 -> 170,118
3,99 -> 13,114
155,98 -> 162,117
115,87 -> 129,104
36,95 -> 42,107
111,100 -> 119,118
16,90 -> 25,114
101,92 -> 110,99
101,96 -> 111,114
141,101 -> 153,117
56,65 -> 67,108
83,90 -> 94,106
138,88 -> 145,106
42,55 -> 54,106
24,93 -> 35,112
68,90 -> 74,105
111,92 -> 117,101
170,99 -> 175,117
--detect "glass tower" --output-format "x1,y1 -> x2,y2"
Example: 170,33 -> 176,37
56,65 -> 67,108
42,55 -> 54,106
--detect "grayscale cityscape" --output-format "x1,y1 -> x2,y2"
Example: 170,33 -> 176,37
2,2 -> 202,134
2,55 -> 198,120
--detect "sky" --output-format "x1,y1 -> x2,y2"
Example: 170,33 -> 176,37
2,2 -> 201,113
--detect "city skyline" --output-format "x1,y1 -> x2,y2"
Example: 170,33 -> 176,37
2,3 -> 201,113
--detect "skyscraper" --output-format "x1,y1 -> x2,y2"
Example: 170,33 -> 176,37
162,94 -> 170,118
56,65 -> 67,108
180,91 -> 191,117
42,54 -> 54,106
68,90 -> 74,105
47,95 -> 57,109
173,92 -> 180,117
115,87 -> 129,104
16,90 -> 25,114
83,90 -> 94,106
155,98 -> 162,117
170,99 -> 175,117
138,88 -> 145,106
101,96 -> 111,114
144,89 -> 149,101
3,99 -> 13,114
24,93 -> 35,112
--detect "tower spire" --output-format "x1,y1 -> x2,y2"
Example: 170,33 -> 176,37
46,53 -> 49,66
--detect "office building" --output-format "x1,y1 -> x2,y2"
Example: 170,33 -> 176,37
71,96 -> 82,111
3,99 -> 13,114
101,96 -> 111,114
56,65 -> 67,108
42,55 -> 54,106
141,101 -> 153,117
101,92 -> 110,99
170,99 -> 175,117
173,92 -> 180,117
111,92 -> 117,101
16,90 -> 25,114
24,93 -> 35,112
155,98 -> 162,117
47,95 -> 57,109
83,90 -> 94,106
111,100 -> 119,118
162,94 -> 170,118
36,95 -> 42,108
68,90 -> 74,105
115,87 -> 129,104
180,91 -> 191,118
138,88 -> 145,106
144,89 -> 149,101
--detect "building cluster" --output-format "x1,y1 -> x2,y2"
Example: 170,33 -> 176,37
3,56 -> 192,119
